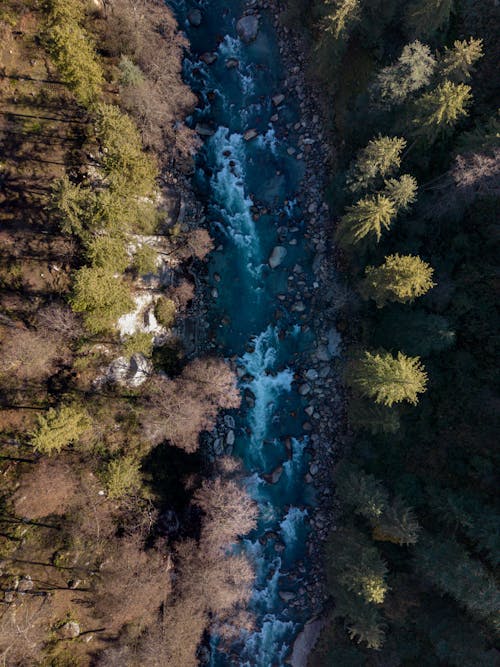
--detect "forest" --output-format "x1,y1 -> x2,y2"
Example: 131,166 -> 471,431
279,0 -> 499,664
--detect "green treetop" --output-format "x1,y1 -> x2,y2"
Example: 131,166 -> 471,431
383,174 -> 418,210
413,80 -> 472,140
405,0 -> 454,40
347,350 -> 428,406
70,266 -> 133,334
85,234 -> 129,273
372,497 -> 420,546
31,404 -> 91,455
361,253 -> 435,307
347,135 -> 406,193
336,464 -> 389,521
337,195 -> 396,247
372,41 -> 436,107
323,0 -> 361,40
442,37 -> 484,82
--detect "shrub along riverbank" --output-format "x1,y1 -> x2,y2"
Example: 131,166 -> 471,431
279,0 -> 499,664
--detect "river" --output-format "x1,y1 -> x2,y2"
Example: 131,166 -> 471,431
169,1 -> 328,664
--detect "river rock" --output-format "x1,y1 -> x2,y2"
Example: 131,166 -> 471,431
263,464 -> 283,484
272,93 -> 285,106
187,9 -> 202,26
305,368 -> 319,381
226,430 -> 235,446
200,52 -> 217,65
236,15 -> 259,43
225,58 -> 239,69
289,618 -> 326,667
224,415 -> 235,429
279,591 -> 296,602
299,383 -> 311,396
269,246 -> 287,268
244,128 -> 258,141
195,123 -> 215,137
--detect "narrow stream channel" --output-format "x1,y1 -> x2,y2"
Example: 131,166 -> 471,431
169,2 -> 323,664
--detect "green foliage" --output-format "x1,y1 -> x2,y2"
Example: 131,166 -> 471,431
105,456 -> 142,499
337,194 -> 396,246
442,38 -> 484,83
372,497 -> 420,545
336,464 -> 389,521
133,244 -> 158,276
122,332 -> 154,359
94,103 -> 158,197
31,404 -> 91,454
383,174 -> 418,210
49,176 -> 87,237
85,235 -> 129,273
371,41 -> 436,107
361,254 -> 435,307
456,112 -> 500,154
414,533 -> 500,627
348,397 -> 401,434
405,0 -> 455,39
118,55 -> 145,87
412,80 -> 472,140
336,587 -> 386,649
323,0 -> 361,40
70,266 -> 133,334
346,135 -> 406,193
347,350 -> 428,406
154,296 -> 176,328
373,309 -> 455,356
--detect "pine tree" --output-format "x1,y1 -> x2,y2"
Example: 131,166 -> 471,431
336,464 -> 389,521
372,497 -> 420,545
442,38 -> 483,82
105,456 -> 142,499
31,404 -> 91,454
347,350 -> 428,406
361,254 -> 435,307
373,309 -> 455,356
323,0 -> 361,40
337,195 -> 396,246
85,234 -> 129,273
70,266 -> 133,334
383,174 -> 418,210
405,0 -> 454,40
371,41 -> 436,107
348,398 -> 401,434
346,136 -> 406,192
335,586 -> 386,649
49,176 -> 87,237
413,80 -> 472,140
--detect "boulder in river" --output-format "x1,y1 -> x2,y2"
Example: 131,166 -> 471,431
289,618 -> 326,667
187,9 -> 202,26
262,464 -> 283,485
200,52 -> 217,65
269,246 -> 287,268
195,123 -> 215,137
244,128 -> 258,141
272,93 -> 285,106
236,15 -> 259,43
225,58 -> 239,69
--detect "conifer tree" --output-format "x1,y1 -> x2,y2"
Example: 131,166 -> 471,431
323,0 -> 361,40
347,350 -> 428,406
374,309 -> 455,356
372,497 -> 420,545
347,136 -> 406,193
361,254 -> 435,307
383,174 -> 418,210
49,176 -> 87,237
85,235 -> 129,273
337,195 -> 396,246
413,80 -> 472,140
371,41 -> 436,107
335,586 -> 386,649
405,0 -> 454,40
442,38 -> 483,82
31,404 -> 91,454
336,464 -> 389,521
348,398 -> 401,434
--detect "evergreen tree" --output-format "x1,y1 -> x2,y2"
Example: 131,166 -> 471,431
361,254 -> 435,307
105,456 -> 142,499
373,309 -> 455,356
335,586 -> 386,649
348,398 -> 401,434
85,234 -> 129,273
337,195 -> 396,246
371,41 -> 436,107
405,0 -> 455,40
323,0 -> 361,40
49,176 -> 87,237
414,533 -> 500,627
347,350 -> 428,406
372,497 -> 420,545
70,266 -> 133,334
383,174 -> 418,210
442,38 -> 483,82
346,136 -> 406,192
31,404 -> 91,454
336,464 -> 389,521
412,80 -> 472,140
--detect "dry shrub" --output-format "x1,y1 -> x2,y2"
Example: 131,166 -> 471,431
12,458 -> 79,520
0,595 -> 54,666
93,534 -> 172,630
141,358 -> 240,452
0,326 -> 68,383
168,278 -> 195,310
34,303 -> 82,341
176,228 -> 214,261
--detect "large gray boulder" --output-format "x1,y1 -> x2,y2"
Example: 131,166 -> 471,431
236,15 -> 259,43
269,246 -> 287,268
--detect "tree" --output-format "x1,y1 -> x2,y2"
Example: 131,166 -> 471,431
85,234 -> 129,273
373,309 -> 455,356
31,404 -> 91,454
371,41 -> 436,107
361,254 -> 435,307
105,456 -> 142,499
383,174 -> 418,210
70,266 -> 133,334
372,497 -> 420,545
335,464 -> 389,521
442,38 -> 484,82
323,0 -> 361,40
49,175 -> 87,236
154,296 -> 176,328
193,478 -> 258,556
335,586 -> 386,649
133,244 -> 158,275
405,0 -> 455,39
412,80 -> 472,140
346,350 -> 428,406
336,195 -> 396,247
122,332 -> 154,358
348,398 -> 401,434
1,327 -> 65,383
346,136 -> 406,193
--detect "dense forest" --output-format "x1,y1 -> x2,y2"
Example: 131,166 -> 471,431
279,0 -> 499,664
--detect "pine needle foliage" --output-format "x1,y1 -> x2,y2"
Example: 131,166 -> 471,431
361,254 -> 435,307
346,136 -> 406,193
31,404 -> 91,454
442,38 -> 484,82
413,80 -> 472,140
337,195 -> 397,246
